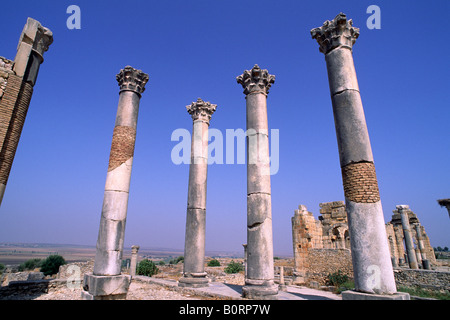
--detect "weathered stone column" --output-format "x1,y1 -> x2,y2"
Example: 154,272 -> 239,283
0,18 -> 53,206
130,245 -> 140,278
414,224 -> 429,269
243,244 -> 248,279
398,205 -> 418,269
312,14 -> 404,299
237,65 -> 278,299
179,98 -> 216,288
393,226 -> 406,265
82,66 -> 148,300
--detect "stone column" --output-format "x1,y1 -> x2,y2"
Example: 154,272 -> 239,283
414,224 -> 429,269
243,244 -> 248,279
130,245 -> 140,278
278,266 -> 287,291
179,98 -> 216,288
237,65 -> 278,299
311,13 -> 401,298
82,66 -> 148,300
398,205 -> 418,269
393,226 -> 406,265
0,18 -> 53,206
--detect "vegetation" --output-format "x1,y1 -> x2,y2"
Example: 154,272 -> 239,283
434,247 -> 449,252
207,259 -> 221,267
397,286 -> 450,300
168,256 -> 184,265
40,255 -> 66,276
224,260 -> 244,274
158,260 -> 165,266
325,270 -> 349,287
0,263 -> 5,274
136,259 -> 159,277
18,258 -> 42,271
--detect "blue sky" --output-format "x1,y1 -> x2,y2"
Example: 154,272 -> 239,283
0,0 -> 448,256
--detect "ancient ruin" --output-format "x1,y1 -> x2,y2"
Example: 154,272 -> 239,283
81,66 -> 149,300
179,98 -> 217,288
292,202 -> 436,289
0,18 -> 53,206
237,65 -> 278,299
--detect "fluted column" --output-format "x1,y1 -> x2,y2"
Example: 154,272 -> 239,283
0,18 -> 53,206
414,224 -> 429,269
237,65 -> 278,299
398,205 -> 418,269
82,66 -> 148,300
311,13 -> 397,295
179,98 -> 216,288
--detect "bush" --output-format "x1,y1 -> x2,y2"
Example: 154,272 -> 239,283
325,270 -> 348,287
18,258 -> 42,272
169,256 -> 184,265
224,260 -> 244,274
136,259 -> 159,277
207,259 -> 221,267
0,263 -> 5,274
158,260 -> 165,266
40,255 -> 66,276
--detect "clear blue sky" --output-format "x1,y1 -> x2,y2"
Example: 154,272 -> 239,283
0,0 -> 448,255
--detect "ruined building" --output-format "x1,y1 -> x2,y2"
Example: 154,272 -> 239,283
292,202 -> 435,284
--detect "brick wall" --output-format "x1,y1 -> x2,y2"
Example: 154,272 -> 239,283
305,248 -> 353,285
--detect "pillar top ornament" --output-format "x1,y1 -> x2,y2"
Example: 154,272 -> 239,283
186,98 -> 217,124
116,66 -> 149,96
311,13 -> 360,54
236,64 -> 275,96
396,204 -> 410,211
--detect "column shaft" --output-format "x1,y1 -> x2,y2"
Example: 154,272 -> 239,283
237,65 -> 278,299
179,98 -> 216,288
312,13 -> 396,295
398,205 -> 418,269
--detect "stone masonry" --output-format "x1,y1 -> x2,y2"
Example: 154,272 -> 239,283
0,18 -> 53,206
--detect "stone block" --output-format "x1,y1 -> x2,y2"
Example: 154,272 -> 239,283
342,290 -> 410,300
82,273 -> 130,299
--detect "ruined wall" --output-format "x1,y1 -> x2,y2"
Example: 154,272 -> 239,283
394,268 -> 450,291
304,248 -> 353,285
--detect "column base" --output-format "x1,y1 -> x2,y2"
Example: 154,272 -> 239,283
81,273 -> 131,300
178,273 -> 209,288
242,279 -> 278,300
341,290 -> 410,300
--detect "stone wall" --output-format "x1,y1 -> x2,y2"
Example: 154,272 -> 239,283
0,279 -> 68,298
57,260 -> 94,280
394,268 -> 450,291
305,248 -> 353,285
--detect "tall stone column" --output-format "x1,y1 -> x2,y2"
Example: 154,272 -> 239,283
398,205 -> 418,269
179,98 -> 216,288
243,244 -> 248,279
414,224 -> 429,269
393,226 -> 406,265
237,64 -> 278,299
82,66 -> 148,300
130,245 -> 140,278
311,14 -> 403,299
0,18 -> 53,206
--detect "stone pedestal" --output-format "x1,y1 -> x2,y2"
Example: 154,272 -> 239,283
311,13 -> 398,296
82,66 -> 148,300
81,273 -> 131,300
179,98 -> 216,289
342,290 -> 410,300
237,65 -> 278,299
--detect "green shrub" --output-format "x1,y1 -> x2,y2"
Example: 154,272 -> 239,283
136,259 -> 159,277
224,260 -> 244,274
40,255 -> 66,276
325,270 -> 349,287
0,263 -> 5,274
18,258 -> 43,272
169,256 -> 184,265
158,260 -> 165,266
207,259 -> 221,267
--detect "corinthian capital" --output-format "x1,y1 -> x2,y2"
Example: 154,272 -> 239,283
116,66 -> 149,96
236,64 -> 275,96
311,13 -> 360,54
186,98 -> 217,124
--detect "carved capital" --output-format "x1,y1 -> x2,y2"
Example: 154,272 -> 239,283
236,64 -> 275,96
116,66 -> 149,96
186,98 -> 217,124
311,13 -> 360,54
